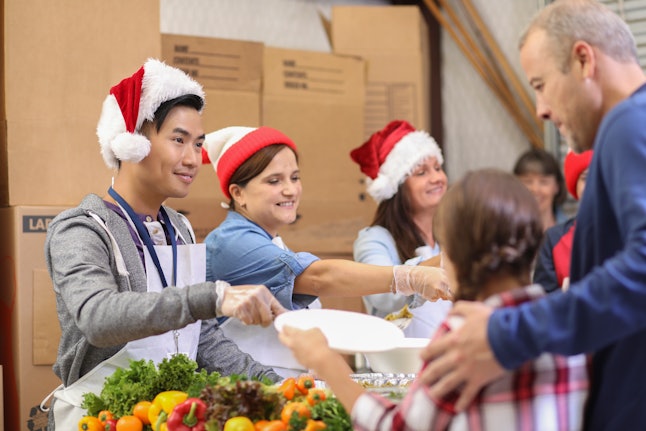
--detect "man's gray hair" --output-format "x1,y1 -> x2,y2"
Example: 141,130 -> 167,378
519,0 -> 638,72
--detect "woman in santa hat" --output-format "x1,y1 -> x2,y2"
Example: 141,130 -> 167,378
350,120 -> 452,336
202,125 -> 452,378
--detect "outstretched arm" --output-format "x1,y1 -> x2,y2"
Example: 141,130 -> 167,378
295,260 -> 451,302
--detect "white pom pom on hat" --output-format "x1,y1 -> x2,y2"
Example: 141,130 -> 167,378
96,58 -> 205,170
202,126 -> 297,199
350,120 -> 444,203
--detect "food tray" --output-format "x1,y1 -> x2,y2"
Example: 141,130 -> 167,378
349,373 -> 416,399
315,373 -> 415,397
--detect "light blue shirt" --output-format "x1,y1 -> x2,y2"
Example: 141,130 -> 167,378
353,225 -> 441,317
205,211 -> 319,315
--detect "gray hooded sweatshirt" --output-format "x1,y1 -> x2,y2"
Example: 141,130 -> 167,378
45,194 -> 280,389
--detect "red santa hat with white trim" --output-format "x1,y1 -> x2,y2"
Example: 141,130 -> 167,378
202,126 -> 297,199
96,58 -> 205,170
350,120 -> 444,203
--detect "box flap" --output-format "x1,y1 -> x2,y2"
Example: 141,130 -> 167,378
162,34 -> 263,93
263,46 -> 364,102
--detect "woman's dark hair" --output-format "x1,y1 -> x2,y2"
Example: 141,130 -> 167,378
371,184 -> 425,262
434,169 -> 543,301
512,148 -> 567,214
227,144 -> 298,210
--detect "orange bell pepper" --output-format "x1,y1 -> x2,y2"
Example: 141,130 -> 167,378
305,389 -> 327,406
296,375 -> 315,395
78,416 -> 104,431
277,377 -> 297,400
303,419 -> 326,431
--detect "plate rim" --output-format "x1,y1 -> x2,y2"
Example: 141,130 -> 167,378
274,308 -> 405,354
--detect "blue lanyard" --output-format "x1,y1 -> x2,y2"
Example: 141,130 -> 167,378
108,187 -> 177,288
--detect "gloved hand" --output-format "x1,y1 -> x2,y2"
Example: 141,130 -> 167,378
216,280 -> 287,326
390,265 -> 453,302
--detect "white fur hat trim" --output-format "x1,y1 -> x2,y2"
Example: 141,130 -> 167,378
96,58 -> 205,170
366,130 -> 444,203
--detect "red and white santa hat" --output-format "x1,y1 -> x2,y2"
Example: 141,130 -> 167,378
96,58 -> 205,170
350,120 -> 444,203
563,149 -> 593,200
202,126 -> 297,199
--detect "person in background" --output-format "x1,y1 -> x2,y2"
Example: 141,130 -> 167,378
44,60 -> 284,430
513,147 -> 567,231
420,1 -> 646,428
202,126 -> 452,378
350,120 -> 452,337
533,149 -> 593,292
279,169 -> 589,430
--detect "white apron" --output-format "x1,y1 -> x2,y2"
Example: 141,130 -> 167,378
221,235 -> 321,378
44,214 -> 204,430
220,301 -> 320,378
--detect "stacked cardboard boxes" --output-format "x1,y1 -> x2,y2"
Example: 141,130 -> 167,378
1,1 -> 161,429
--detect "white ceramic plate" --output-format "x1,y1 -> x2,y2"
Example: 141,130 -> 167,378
274,308 -> 405,354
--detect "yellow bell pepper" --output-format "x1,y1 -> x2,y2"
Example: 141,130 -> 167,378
148,390 -> 188,431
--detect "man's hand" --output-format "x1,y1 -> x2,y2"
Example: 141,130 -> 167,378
220,284 -> 286,327
419,301 -> 505,411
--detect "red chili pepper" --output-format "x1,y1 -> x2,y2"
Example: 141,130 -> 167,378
166,398 -> 207,431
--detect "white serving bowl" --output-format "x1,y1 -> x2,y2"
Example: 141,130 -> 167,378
364,337 -> 430,374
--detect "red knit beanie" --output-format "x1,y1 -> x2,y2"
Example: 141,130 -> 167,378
202,126 -> 297,199
563,150 -> 593,200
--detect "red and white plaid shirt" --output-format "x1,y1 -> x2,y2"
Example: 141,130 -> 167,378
352,285 -> 590,431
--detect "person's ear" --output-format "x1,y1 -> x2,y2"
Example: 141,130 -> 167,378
229,184 -> 245,208
572,40 -> 596,79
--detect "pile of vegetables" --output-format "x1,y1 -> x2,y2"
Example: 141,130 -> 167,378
79,355 -> 351,431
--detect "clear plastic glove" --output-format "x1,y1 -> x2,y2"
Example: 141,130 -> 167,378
216,281 -> 287,327
390,265 -> 453,302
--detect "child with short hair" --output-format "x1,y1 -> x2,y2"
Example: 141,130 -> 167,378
279,168 -> 589,430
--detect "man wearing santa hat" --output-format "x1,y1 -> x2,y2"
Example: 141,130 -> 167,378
43,59 -> 283,429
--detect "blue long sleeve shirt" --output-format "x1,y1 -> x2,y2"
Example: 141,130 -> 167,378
488,84 -> 646,430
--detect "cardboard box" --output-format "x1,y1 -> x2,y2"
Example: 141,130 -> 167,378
1,0 -> 161,206
331,5 -> 431,139
1,206 -> 68,431
262,46 -> 375,255
161,34 -> 265,242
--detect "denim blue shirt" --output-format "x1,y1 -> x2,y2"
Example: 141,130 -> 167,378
205,211 -> 319,315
